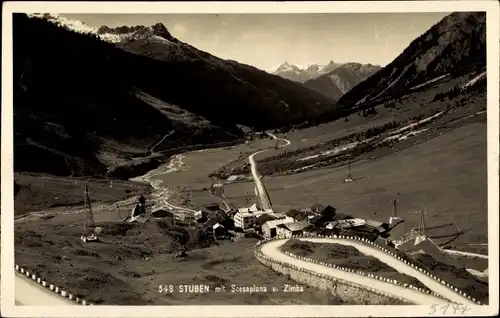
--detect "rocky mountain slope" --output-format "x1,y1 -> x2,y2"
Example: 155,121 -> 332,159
29,14 -> 335,127
336,12 -> 486,109
269,61 -> 343,82
303,63 -> 382,101
14,14 -> 335,178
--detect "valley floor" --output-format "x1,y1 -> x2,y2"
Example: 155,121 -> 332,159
13,81 -> 489,305
229,120 -> 488,251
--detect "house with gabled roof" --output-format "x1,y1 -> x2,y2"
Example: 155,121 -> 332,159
262,217 -> 295,238
276,220 -> 311,238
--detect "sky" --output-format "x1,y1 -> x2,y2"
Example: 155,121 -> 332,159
64,12 -> 450,71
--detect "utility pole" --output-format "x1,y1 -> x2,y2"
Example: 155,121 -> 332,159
391,198 -> 398,218
388,195 -> 402,226
416,209 -> 427,237
344,161 -> 353,183
83,185 -> 95,235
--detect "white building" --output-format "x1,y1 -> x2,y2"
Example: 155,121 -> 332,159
234,204 -> 266,229
262,217 -> 295,238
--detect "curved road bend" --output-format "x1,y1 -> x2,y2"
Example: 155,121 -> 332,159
253,134 -> 476,305
260,238 -> 477,305
248,132 -> 291,211
15,273 -> 75,306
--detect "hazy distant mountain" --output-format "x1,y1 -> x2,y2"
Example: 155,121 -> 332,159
269,61 -> 342,82
337,12 -> 486,108
303,63 -> 382,101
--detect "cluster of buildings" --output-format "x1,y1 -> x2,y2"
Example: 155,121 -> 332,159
148,191 -> 401,244
229,203 -> 398,242
193,179 -> 403,242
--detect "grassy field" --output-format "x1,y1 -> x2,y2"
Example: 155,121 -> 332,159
14,173 -> 151,216
15,219 -> 343,305
150,137 -> 276,209
245,121 -> 487,250
270,72 -> 480,154
221,117 -> 487,250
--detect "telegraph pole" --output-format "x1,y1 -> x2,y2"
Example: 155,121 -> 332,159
83,185 -> 95,235
391,198 -> 398,218
388,194 -> 403,227
416,209 -> 427,237
344,161 -> 353,183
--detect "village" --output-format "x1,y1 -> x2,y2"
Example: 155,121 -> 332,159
175,178 -> 406,247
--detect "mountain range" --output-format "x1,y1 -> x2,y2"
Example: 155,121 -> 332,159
269,61 -> 344,82
14,13 -> 335,178
303,63 -> 382,101
269,61 -> 382,101
13,11 -> 487,179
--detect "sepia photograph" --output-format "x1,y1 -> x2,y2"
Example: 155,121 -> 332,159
1,1 -> 499,317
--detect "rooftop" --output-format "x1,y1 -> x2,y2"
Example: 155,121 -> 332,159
332,213 -> 353,221
213,223 -> 225,230
256,213 -> 277,225
237,203 -> 261,214
264,217 -> 295,228
236,210 -> 266,218
365,219 -> 384,228
277,220 -> 310,232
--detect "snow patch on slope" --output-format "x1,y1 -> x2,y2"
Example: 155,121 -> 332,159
26,13 -> 176,45
372,65 -> 411,101
28,13 -> 100,35
410,74 -> 450,91
461,71 -> 487,89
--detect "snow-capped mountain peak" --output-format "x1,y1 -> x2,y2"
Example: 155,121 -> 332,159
27,13 -> 99,36
272,61 -> 296,73
97,22 -> 177,43
270,61 -> 343,82
27,13 -> 177,44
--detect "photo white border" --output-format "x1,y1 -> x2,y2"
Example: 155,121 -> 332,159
2,1 -> 499,317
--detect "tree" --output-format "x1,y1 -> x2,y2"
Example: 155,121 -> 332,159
311,203 -> 325,213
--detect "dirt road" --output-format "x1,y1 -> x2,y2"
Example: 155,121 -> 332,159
248,132 -> 291,211
259,237 -> 477,305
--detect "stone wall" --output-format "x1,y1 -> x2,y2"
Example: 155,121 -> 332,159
254,250 -> 408,305
254,233 -> 483,306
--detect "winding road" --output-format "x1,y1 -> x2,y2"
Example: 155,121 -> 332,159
251,133 -> 480,305
258,237 -> 477,305
248,132 -> 291,211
